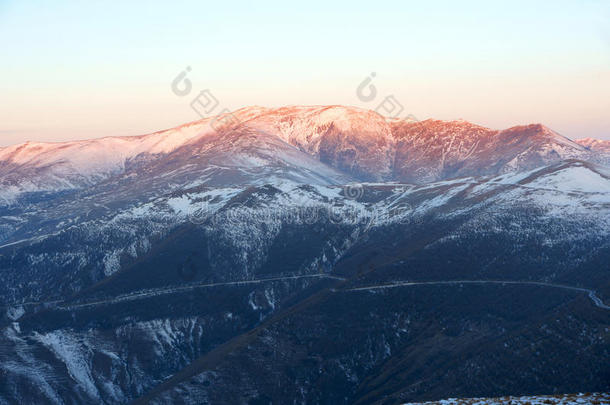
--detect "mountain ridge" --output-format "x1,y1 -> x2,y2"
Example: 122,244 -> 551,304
1,139 -> 609,403
1,105 -> 609,204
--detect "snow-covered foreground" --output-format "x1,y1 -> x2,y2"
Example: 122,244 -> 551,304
404,392 -> 610,404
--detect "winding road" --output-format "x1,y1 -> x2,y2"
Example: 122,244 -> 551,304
342,279 -> 610,310
4,275 -> 609,313
57,274 -> 346,311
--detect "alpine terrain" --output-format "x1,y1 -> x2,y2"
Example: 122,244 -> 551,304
0,106 -> 609,404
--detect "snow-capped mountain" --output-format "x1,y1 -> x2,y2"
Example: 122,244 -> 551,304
0,119 -> 210,204
576,137 -> 610,165
1,106 -> 609,404
1,105 -> 607,205
238,105 -> 396,180
576,137 -> 610,153
391,120 -> 592,183
3,158 -> 609,404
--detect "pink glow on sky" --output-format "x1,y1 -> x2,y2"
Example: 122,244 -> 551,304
1,0 -> 609,146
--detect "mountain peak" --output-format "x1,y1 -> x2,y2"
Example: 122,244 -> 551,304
498,123 -> 585,150
1,105 -> 608,202
575,137 -> 610,153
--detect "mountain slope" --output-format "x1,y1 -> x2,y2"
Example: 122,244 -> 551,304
1,106 -> 607,205
576,137 -> 610,153
1,106 -> 609,404
1,160 -> 609,404
576,137 -> 610,166
391,120 -> 591,182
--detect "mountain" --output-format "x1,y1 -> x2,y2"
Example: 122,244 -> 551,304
576,137 -> 610,153
0,106 -> 609,404
0,120 -> 206,205
1,106 -> 606,205
391,120 -> 591,183
1,158 -> 609,404
576,137 -> 610,166
237,106 -> 396,180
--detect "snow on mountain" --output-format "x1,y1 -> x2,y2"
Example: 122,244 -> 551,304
1,105 -> 608,204
2,104 -> 610,405
237,105 -> 395,180
6,158 -> 606,279
391,119 -> 497,182
391,121 -> 593,183
0,118 -> 218,202
482,161 -> 610,222
1,156 -> 609,404
576,137 -> 610,153
496,124 -> 589,169
403,392 -> 610,405
522,161 -> 610,194
575,137 -> 610,166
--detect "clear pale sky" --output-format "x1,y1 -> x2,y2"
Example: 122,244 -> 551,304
1,0 -> 609,146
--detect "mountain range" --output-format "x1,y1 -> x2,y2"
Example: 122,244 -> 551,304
0,106 -> 609,404
1,105 -> 609,205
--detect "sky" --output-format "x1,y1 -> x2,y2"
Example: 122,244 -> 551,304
1,0 -> 609,146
